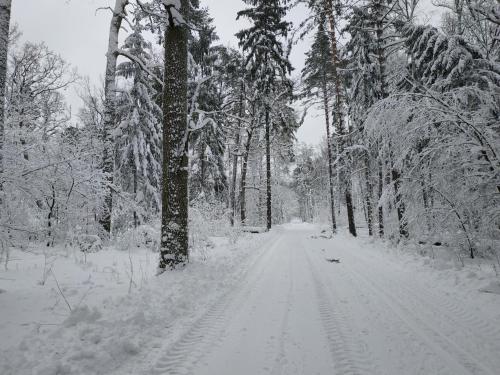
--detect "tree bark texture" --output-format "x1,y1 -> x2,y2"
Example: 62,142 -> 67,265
265,109 -> 272,231
159,0 -> 190,270
321,77 -> 337,234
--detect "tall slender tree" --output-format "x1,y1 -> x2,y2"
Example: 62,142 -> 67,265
237,0 -> 292,230
323,0 -> 357,236
302,19 -> 337,234
100,0 -> 130,234
0,0 -> 11,204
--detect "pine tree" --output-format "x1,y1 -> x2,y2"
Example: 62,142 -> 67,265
237,0 -> 293,230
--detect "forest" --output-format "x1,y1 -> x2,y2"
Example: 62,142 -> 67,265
0,0 -> 499,374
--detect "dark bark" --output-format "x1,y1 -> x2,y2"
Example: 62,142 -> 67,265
0,0 -> 11,204
392,168 -> 409,238
240,129 -> 253,225
345,185 -> 357,237
377,159 -> 385,237
322,75 -> 337,234
363,153 -> 374,236
159,0 -> 189,270
265,109 -> 272,231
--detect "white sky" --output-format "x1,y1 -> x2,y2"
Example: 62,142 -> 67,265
10,0 -> 442,146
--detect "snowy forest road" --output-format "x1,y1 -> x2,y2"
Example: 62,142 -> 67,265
151,223 -> 500,375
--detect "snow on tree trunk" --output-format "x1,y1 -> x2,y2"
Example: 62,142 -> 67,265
159,0 -> 189,270
100,0 -> 129,234
240,129 -> 253,225
363,153 -> 374,236
230,84 -> 244,226
0,0 -> 11,205
265,109 -> 272,231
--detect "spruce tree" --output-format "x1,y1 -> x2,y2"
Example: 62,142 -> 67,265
302,18 -> 337,234
116,18 -> 162,226
237,0 -> 293,230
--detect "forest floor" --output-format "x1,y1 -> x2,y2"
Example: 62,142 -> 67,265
1,223 -> 500,374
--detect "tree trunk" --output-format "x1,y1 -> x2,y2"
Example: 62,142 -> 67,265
345,185 -> 357,237
265,109 -> 272,231
325,0 -> 356,236
0,0 -> 11,205
229,130 -> 240,226
159,0 -> 189,270
322,76 -> 337,234
364,153 -> 374,236
100,0 -> 129,234
240,129 -> 253,225
230,84 -> 244,226
377,158 -> 385,237
392,168 -> 409,238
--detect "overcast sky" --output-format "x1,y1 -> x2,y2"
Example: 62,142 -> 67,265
10,0 -> 442,146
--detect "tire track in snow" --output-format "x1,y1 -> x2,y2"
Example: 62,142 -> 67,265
149,233 -> 283,375
342,261 -> 497,375
303,245 -> 374,375
344,250 -> 500,373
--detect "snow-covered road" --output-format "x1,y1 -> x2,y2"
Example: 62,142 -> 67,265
150,223 -> 500,375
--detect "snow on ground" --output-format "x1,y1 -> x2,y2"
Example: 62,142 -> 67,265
1,223 -> 500,375
0,229 -> 279,375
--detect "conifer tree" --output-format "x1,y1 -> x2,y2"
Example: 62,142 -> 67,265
116,18 -> 162,226
237,0 -> 293,230
302,18 -> 337,234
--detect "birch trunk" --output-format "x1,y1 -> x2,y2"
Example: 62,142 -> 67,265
100,0 -> 129,234
159,0 -> 190,270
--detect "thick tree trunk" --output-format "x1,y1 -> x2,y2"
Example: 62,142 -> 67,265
265,109 -> 272,231
0,0 -> 11,205
159,0 -> 189,270
100,0 -> 129,234
325,0 -> 356,236
240,129 -> 253,225
322,77 -> 337,234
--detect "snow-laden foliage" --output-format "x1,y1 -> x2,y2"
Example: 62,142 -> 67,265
115,19 -> 162,228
